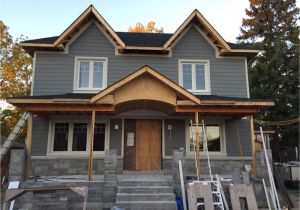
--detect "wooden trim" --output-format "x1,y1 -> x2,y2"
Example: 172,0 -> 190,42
200,100 -> 275,106
52,5 -> 125,48
176,107 -> 259,113
163,10 -> 230,51
123,46 -> 165,51
23,105 -> 114,112
177,100 -> 198,106
88,111 -> 95,181
91,66 -> 201,104
7,98 -> 91,104
249,115 -> 256,176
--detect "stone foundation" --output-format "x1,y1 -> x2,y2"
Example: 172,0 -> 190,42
32,158 -> 123,176
163,158 -> 252,176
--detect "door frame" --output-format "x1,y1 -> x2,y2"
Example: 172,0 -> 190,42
123,119 -> 163,170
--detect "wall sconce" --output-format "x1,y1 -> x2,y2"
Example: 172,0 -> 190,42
114,124 -> 119,130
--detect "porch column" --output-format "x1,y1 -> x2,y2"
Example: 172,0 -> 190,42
88,111 -> 96,181
249,114 -> 256,176
25,114 -> 33,178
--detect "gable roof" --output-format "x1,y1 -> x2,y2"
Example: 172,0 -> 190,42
90,65 -> 201,104
163,9 -> 230,50
20,5 -> 259,57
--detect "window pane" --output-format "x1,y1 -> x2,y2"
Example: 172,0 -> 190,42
93,62 -> 103,88
79,61 -> 89,88
182,64 -> 192,89
189,125 -> 221,152
94,123 -> 105,151
206,125 -> 221,151
72,123 -> 87,151
53,123 -> 69,151
195,64 -> 205,90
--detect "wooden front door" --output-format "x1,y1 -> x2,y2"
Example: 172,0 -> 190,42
123,119 -> 162,171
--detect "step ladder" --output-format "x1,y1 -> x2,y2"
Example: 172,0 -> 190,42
1,112 -> 29,161
190,118 -> 226,210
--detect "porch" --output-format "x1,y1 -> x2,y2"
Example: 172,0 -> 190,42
7,66 -> 274,180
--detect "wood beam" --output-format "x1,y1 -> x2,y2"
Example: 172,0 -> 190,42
88,111 -> 96,181
249,115 -> 256,176
195,112 -> 201,180
176,107 -> 259,113
25,114 -> 33,178
23,105 -> 114,112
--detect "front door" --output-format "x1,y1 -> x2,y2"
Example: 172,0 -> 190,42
123,119 -> 162,171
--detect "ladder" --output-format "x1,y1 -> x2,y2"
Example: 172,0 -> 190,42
190,117 -> 226,210
1,112 -> 29,161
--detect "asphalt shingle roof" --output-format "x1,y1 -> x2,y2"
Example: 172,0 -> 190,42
20,33 -> 254,49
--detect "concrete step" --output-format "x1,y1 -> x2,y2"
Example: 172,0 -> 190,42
118,186 -> 174,194
116,193 -> 175,202
115,201 -> 178,210
118,180 -> 171,187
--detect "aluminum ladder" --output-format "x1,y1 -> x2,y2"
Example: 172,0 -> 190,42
191,120 -> 226,210
1,112 -> 29,161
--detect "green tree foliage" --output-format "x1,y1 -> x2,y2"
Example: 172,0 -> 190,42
0,21 -> 32,140
238,0 -> 299,152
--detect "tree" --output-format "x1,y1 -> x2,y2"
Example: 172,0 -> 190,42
238,0 -> 299,158
128,21 -> 164,33
0,21 -> 32,139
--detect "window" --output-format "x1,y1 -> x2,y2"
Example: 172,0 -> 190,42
179,60 -> 210,93
93,123 -> 106,151
187,123 -> 223,155
50,121 -> 107,154
74,57 -> 107,92
53,123 -> 69,151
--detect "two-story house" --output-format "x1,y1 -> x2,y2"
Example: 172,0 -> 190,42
8,5 -> 273,178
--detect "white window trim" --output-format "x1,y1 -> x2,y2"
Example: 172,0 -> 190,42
178,59 -> 211,94
73,56 -> 108,93
47,120 -> 109,156
185,119 -> 226,156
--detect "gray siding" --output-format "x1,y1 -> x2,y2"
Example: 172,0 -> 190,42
32,116 -> 49,156
109,119 -> 122,156
33,23 -> 248,97
164,119 -> 186,156
225,118 -> 251,157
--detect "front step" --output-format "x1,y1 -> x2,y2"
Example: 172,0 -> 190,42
118,186 -> 173,194
115,175 -> 177,210
117,193 -> 175,201
115,201 -> 177,210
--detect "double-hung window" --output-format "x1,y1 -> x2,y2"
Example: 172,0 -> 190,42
179,60 -> 210,94
74,57 -> 107,92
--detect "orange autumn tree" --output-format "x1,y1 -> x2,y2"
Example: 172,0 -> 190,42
128,21 -> 164,33
0,21 -> 32,140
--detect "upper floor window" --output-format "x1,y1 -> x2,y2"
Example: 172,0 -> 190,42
74,57 -> 108,92
178,60 -> 211,94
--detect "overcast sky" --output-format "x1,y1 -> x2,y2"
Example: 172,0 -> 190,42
1,0 -> 299,43
1,0 -> 260,43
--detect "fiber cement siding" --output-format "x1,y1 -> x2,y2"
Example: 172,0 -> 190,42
31,116 -> 49,156
164,119 -> 186,156
33,23 -> 248,98
109,119 -> 122,156
225,118 -> 251,157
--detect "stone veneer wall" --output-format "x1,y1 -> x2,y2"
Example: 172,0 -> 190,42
32,157 -> 251,177
163,159 -> 252,176
32,158 -> 123,176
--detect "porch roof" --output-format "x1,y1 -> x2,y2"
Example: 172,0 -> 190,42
7,93 -> 274,117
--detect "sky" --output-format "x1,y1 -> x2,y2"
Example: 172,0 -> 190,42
1,0 -> 260,43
